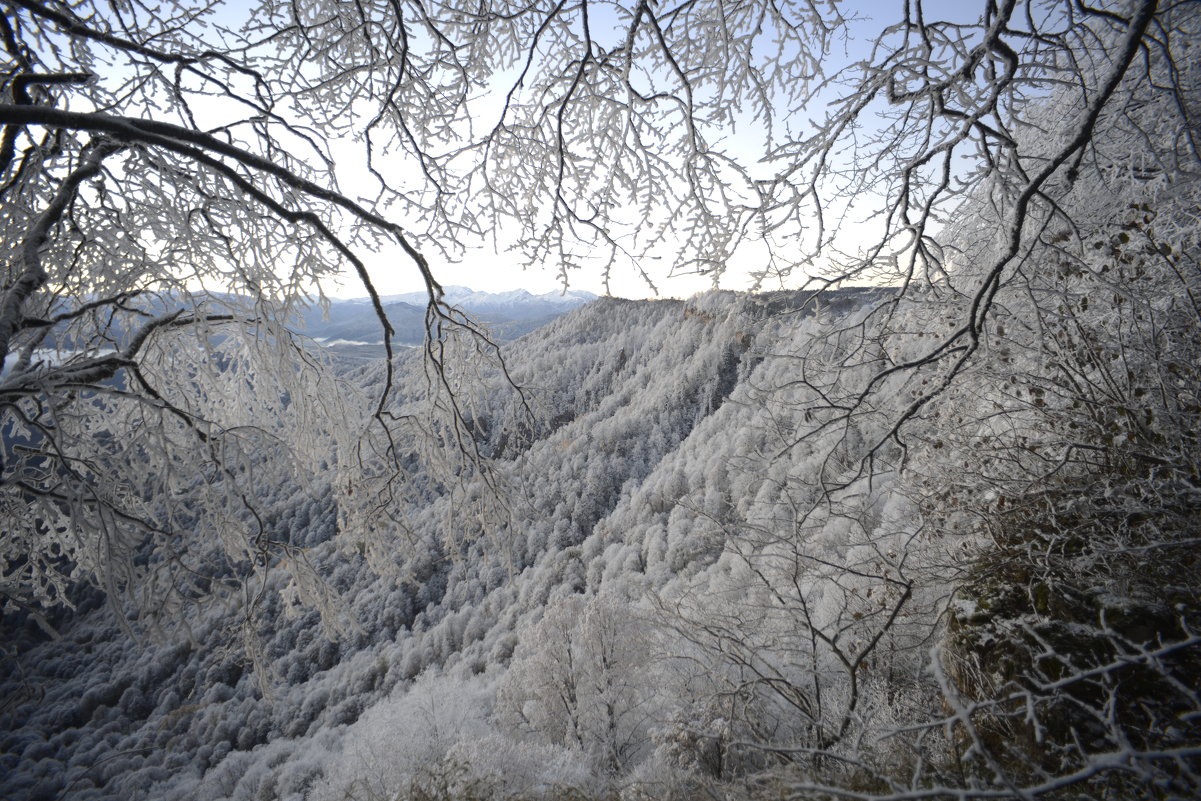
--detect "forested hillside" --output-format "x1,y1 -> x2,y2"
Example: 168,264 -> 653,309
4,261 -> 1197,800
2,289 -> 841,799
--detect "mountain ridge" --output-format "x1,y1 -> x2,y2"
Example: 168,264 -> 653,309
301,286 -> 600,349
1,287 -> 910,801
4,283 -> 1195,801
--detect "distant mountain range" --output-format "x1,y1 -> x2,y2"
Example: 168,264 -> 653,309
375,286 -> 599,317
300,286 -> 599,349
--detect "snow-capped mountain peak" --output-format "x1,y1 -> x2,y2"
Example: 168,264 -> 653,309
372,285 -> 598,312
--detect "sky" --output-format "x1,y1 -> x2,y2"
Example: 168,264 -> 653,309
301,1 -> 843,302
278,0 -> 978,302
326,240 -> 764,301
66,0 -> 986,304
322,0 -> 974,302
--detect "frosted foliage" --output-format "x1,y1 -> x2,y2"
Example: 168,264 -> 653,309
495,594 -> 657,772
3,272 -> 1200,800
5,0 -> 1197,637
307,671 -> 491,799
3,1 -> 1201,800
307,671 -> 593,801
0,0 -> 504,631
3,290 -> 769,801
1,307 -> 361,635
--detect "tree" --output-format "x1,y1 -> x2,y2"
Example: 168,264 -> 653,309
1,0 -> 838,631
0,3 -> 345,630
496,594 -> 656,773
639,2 -> 1201,796
0,0 -> 515,637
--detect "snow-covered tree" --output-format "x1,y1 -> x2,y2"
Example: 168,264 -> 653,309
0,0 -> 505,633
496,594 -> 656,772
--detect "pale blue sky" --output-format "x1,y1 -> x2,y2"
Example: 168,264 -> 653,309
227,0 -> 982,301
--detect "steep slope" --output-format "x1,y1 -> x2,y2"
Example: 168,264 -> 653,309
4,275 -> 1195,801
0,290 -> 794,800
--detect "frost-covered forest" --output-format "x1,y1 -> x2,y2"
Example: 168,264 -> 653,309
5,261 -> 1201,799
3,0 -> 1201,799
